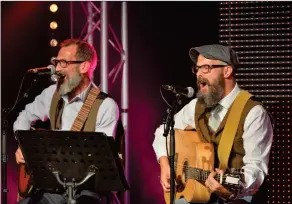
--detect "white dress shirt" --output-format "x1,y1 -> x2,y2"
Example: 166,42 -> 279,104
152,83 -> 274,198
13,82 -> 119,137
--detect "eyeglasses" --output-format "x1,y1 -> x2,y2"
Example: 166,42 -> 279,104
51,57 -> 85,68
192,64 -> 228,74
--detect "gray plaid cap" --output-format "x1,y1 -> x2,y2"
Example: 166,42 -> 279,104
189,44 -> 240,70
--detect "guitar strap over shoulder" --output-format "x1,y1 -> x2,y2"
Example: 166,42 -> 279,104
218,90 -> 253,171
70,87 -> 101,131
82,92 -> 107,132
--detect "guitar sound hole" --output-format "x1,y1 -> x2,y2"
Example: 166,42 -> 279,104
183,161 -> 188,183
176,175 -> 184,193
176,161 -> 189,193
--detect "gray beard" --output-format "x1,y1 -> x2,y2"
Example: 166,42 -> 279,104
57,72 -> 82,96
197,77 -> 224,109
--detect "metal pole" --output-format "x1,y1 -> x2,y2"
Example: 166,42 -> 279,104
70,2 -> 74,38
1,110 -> 9,204
100,1 -> 108,93
87,2 -> 94,45
121,2 -> 129,204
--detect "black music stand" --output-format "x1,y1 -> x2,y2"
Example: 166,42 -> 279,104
16,130 -> 129,204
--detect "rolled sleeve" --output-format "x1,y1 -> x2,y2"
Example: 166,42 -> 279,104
238,105 -> 273,197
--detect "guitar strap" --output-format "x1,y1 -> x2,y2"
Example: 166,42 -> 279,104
217,90 -> 253,171
70,87 -> 101,131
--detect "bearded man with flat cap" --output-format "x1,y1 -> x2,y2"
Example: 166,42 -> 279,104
153,44 -> 273,204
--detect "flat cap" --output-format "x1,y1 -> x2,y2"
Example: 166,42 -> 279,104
189,44 -> 239,69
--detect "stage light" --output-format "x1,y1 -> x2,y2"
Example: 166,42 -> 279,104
50,39 -> 58,47
50,21 -> 58,30
50,4 -> 58,13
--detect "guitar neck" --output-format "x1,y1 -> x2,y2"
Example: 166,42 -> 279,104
187,167 -> 224,183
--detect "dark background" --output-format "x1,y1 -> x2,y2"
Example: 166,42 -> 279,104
1,2 -> 219,203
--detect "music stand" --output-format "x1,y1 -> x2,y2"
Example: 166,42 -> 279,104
16,130 -> 129,204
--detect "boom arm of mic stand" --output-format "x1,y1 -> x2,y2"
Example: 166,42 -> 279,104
163,94 -> 182,137
162,94 -> 182,204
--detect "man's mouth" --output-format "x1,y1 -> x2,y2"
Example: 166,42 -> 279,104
55,72 -> 67,84
197,78 -> 209,89
57,72 -> 66,78
200,82 -> 207,87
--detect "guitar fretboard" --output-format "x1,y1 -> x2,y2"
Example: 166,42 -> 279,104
186,167 -> 226,183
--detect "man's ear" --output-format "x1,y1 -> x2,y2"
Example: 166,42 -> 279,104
223,66 -> 233,78
79,61 -> 90,74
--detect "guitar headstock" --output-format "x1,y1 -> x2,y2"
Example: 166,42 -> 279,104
222,168 -> 245,195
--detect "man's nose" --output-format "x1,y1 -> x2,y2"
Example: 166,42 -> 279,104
196,68 -> 202,78
55,64 -> 62,72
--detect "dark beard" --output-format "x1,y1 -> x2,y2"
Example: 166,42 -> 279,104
196,75 -> 225,108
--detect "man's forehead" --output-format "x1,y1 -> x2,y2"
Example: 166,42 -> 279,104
58,45 -> 77,58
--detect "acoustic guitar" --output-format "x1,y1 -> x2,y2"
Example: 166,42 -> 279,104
17,127 -> 39,200
164,130 -> 243,204
18,163 -> 33,200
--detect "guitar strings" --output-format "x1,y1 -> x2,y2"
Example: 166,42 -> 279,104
172,164 -> 229,180
174,163 -> 241,177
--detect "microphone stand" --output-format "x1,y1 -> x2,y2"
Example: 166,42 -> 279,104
1,76 -> 38,204
163,94 -> 183,204
1,108 -> 9,204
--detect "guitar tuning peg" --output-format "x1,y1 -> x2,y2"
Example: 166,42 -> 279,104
230,168 -> 238,174
232,168 -> 242,174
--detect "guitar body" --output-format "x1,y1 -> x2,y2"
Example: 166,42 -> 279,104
17,127 -> 45,200
164,130 -> 215,204
18,163 -> 32,199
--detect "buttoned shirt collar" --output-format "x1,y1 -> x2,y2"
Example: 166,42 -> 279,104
218,83 -> 241,110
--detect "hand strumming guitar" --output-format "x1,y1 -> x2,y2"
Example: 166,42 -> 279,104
205,168 -> 233,199
15,147 -> 25,164
159,156 -> 171,192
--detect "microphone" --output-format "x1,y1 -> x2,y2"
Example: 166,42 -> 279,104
27,65 -> 56,75
162,85 -> 195,98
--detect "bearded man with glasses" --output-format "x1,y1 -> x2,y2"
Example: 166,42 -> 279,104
153,44 -> 274,204
14,39 -> 121,204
